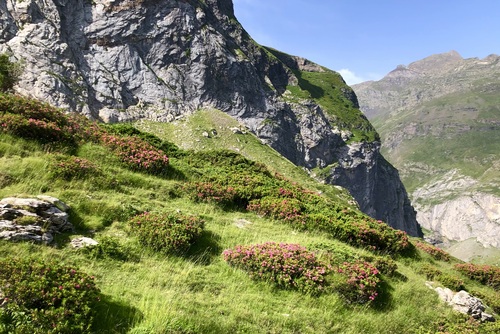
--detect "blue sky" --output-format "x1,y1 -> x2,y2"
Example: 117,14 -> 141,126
233,0 -> 500,85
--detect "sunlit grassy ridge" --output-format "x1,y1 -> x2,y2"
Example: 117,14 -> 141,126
264,47 -> 379,143
0,94 -> 499,333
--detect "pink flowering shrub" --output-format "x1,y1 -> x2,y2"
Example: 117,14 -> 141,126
0,94 -> 85,144
247,197 -> 305,225
332,260 -> 381,303
185,182 -> 238,206
223,242 -> 330,295
455,263 -> 500,289
415,241 -> 451,261
0,257 -> 100,333
0,112 -> 70,143
50,155 -> 101,180
0,94 -> 170,175
100,134 -> 169,174
128,211 -> 204,254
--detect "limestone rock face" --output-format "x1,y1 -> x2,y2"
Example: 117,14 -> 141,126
325,141 -> 420,236
0,0 -> 420,235
416,192 -> 500,248
0,196 -> 73,243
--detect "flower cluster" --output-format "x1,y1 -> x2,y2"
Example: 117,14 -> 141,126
455,263 -> 500,289
247,197 -> 305,225
185,182 -> 238,206
184,159 -> 411,254
415,241 -> 451,261
0,113 -> 68,143
0,257 -> 100,333
128,211 -> 204,254
333,260 -> 381,303
0,94 -> 170,175
100,134 -> 169,174
50,155 -> 101,180
223,242 -> 331,295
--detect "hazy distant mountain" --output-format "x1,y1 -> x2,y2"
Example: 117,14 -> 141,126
353,51 -> 500,259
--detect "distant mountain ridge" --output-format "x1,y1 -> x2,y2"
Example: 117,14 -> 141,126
353,51 -> 500,257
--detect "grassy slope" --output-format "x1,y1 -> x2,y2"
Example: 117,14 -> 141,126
135,109 -> 352,203
1,98 -> 499,333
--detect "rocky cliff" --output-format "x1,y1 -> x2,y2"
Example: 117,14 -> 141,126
352,51 -> 500,249
0,0 -> 421,236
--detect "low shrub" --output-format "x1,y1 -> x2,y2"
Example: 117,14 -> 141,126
128,211 -> 204,254
454,263 -> 500,289
417,264 -> 442,280
181,147 -> 410,254
439,273 -> 465,291
103,123 -> 184,158
331,260 -> 381,303
185,182 -> 238,206
0,54 -> 22,92
360,254 -> 398,276
0,112 -> 70,144
305,213 -> 410,254
79,236 -> 135,262
0,258 -> 100,334
415,241 -> 451,261
100,134 -> 169,175
50,155 -> 101,180
247,197 -> 305,225
223,242 -> 330,295
416,264 -> 464,291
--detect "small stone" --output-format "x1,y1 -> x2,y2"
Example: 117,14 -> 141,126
230,127 -> 243,134
71,237 -> 99,249
481,313 -> 495,322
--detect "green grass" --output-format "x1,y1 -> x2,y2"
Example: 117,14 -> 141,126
1,97 -> 499,333
135,109 -> 353,204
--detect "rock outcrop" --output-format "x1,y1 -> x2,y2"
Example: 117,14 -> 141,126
428,284 -> 496,323
0,196 -> 73,243
0,0 -> 420,235
416,192 -> 500,248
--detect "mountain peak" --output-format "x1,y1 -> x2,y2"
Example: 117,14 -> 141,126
407,50 -> 463,74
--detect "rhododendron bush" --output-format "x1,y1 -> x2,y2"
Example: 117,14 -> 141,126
415,241 -> 451,261
0,93 -> 170,175
0,258 -> 101,333
128,211 -> 204,254
223,242 -> 383,303
455,263 -> 500,289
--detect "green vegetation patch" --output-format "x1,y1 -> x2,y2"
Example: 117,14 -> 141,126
0,258 -> 101,334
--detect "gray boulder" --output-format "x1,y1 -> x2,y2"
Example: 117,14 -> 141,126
0,196 -> 73,244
